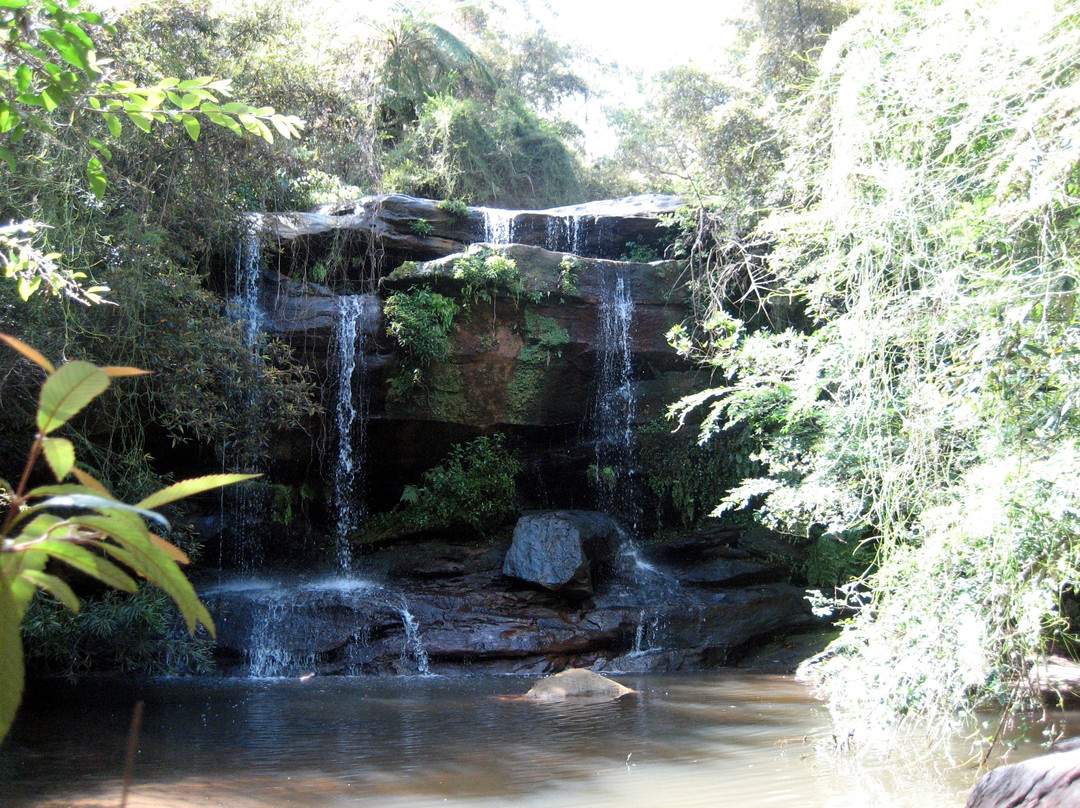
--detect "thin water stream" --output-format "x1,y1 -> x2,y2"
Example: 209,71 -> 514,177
0,672 -> 1002,807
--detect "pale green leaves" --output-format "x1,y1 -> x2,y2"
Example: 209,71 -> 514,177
36,360 -> 109,434
0,335 -> 260,741
0,583 -> 23,742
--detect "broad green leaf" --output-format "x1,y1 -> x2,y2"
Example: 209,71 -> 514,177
18,276 -> 40,300
8,512 -> 61,541
181,114 -> 200,141
269,116 -> 294,140
39,29 -> 88,71
0,582 -> 24,743
0,1 -> 32,9
37,360 -> 110,434
205,111 -> 243,137
0,147 -> 14,170
136,473 -> 260,510
86,156 -> 106,199
177,76 -> 213,90
179,93 -> 200,110
1,548 -> 47,614
14,63 -> 30,93
24,483 -> 106,500
33,540 -> 137,591
103,112 -> 121,137
60,22 -> 95,50
125,111 -> 153,133
220,102 -> 250,114
40,85 -> 62,112
41,437 -> 75,480
157,77 -> 181,88
20,570 -> 79,612
0,333 -> 55,372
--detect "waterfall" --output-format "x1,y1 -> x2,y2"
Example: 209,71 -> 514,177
480,208 -> 516,244
204,576 -> 432,679
226,218 -> 267,571
398,601 -> 431,676
592,272 -> 637,520
330,295 -> 375,573
542,215 -> 589,254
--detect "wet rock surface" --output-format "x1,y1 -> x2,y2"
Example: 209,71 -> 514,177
202,527 -> 821,677
965,746 -> 1080,808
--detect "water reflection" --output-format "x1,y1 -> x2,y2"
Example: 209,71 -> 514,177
0,672 -> 1006,807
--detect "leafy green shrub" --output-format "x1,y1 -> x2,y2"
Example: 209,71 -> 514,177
23,588 -> 215,679
410,218 -> 434,237
384,288 -> 459,365
452,248 -> 524,306
437,198 -> 470,219
372,434 -> 520,535
638,418 -> 756,530
558,255 -> 580,297
619,241 -> 661,263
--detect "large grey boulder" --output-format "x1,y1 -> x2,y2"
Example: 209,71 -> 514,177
502,510 -> 622,596
965,746 -> 1080,807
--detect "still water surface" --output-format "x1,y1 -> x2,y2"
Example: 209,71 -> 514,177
1,672 -> 985,807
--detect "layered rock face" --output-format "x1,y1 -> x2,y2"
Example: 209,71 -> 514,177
245,193 -> 699,510
198,193 -> 820,676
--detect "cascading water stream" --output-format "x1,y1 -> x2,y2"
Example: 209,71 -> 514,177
480,208 -> 517,244
592,272 -> 637,520
225,217 -> 268,571
544,215 -> 589,254
330,295 -> 377,574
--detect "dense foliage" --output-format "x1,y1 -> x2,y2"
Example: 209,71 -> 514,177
370,434 -> 520,536
671,0 -> 1080,743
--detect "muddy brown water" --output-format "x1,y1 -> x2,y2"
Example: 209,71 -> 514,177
0,671 -> 1047,807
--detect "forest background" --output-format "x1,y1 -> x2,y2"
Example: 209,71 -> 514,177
1,0 -> 1078,753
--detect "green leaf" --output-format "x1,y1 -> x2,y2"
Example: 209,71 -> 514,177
136,473 -> 260,510
41,437 -> 75,480
18,276 -> 41,300
83,514 -> 214,636
20,570 -> 79,612
125,111 -> 153,133
181,113 -> 200,141
103,112 -> 121,137
205,111 -> 243,136
87,137 -> 111,160
0,147 -> 13,171
177,76 -> 213,90
32,540 -> 137,592
179,93 -> 200,110
0,582 -> 24,743
37,360 -> 110,434
14,63 -> 30,93
86,156 -> 106,199
40,85 -> 62,111
60,22 -> 95,50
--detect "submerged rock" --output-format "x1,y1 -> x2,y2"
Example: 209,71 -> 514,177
525,668 -> 635,701
502,511 -> 622,596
